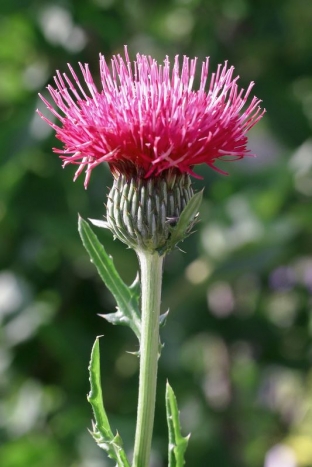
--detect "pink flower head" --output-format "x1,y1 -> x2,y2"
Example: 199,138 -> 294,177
38,46 -> 265,188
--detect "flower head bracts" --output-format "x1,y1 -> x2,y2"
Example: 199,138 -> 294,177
38,46 -> 265,188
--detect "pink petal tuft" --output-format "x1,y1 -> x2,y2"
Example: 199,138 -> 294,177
38,46 -> 265,187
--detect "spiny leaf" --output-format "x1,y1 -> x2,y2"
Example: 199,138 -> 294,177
88,337 -> 131,467
78,216 -> 141,340
166,381 -> 190,467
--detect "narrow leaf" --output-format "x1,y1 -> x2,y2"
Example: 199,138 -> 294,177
166,381 -> 190,467
88,337 -> 131,467
78,216 -> 141,340
156,190 -> 203,255
168,190 -> 203,248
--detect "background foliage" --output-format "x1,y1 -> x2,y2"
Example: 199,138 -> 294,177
1,0 -> 312,466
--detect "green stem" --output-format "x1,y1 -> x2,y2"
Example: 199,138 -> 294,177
132,250 -> 164,467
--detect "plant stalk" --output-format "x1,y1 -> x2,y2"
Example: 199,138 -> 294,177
132,250 -> 164,467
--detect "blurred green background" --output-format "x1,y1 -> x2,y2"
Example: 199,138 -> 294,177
1,0 -> 312,466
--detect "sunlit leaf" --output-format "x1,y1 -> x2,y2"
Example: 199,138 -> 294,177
78,216 -> 141,340
166,381 -> 190,467
88,337 -> 131,467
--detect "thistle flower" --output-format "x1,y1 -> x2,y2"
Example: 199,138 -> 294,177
38,46 -> 265,189
38,46 -> 264,253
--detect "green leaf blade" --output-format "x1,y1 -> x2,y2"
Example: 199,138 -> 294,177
166,381 -> 190,467
88,337 -> 130,467
157,190 -> 203,255
88,337 -> 113,438
78,216 -> 141,340
169,190 -> 203,246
